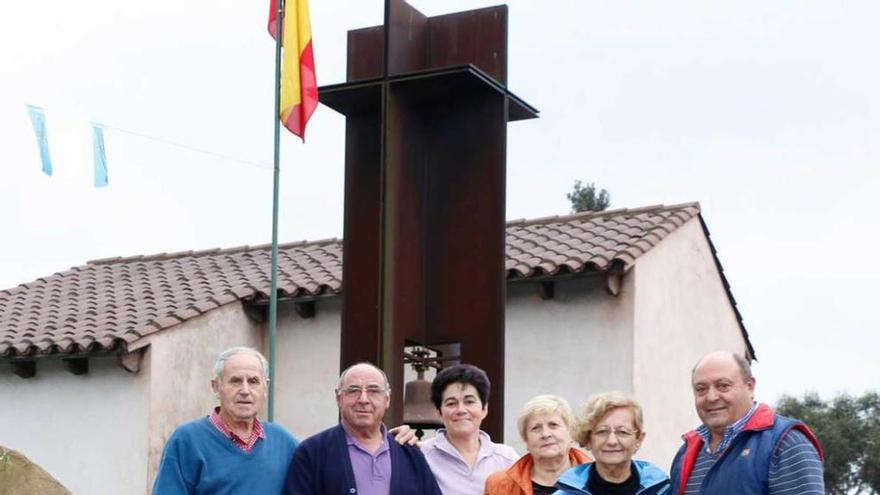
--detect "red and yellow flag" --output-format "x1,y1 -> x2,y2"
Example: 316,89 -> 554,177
268,0 -> 318,140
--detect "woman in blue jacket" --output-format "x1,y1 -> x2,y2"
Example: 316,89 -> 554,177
554,392 -> 669,495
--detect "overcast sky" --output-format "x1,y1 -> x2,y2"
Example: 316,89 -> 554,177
1,0 -> 877,404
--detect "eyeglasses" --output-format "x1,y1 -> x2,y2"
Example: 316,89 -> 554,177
592,427 -> 638,441
338,385 -> 389,399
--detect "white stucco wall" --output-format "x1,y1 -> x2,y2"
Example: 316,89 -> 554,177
273,298 -> 342,439
504,276 -> 635,453
630,216 -> 749,467
144,302 -> 263,492
0,356 -> 149,495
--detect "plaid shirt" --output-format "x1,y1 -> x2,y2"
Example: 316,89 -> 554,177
696,402 -> 758,454
208,407 -> 266,453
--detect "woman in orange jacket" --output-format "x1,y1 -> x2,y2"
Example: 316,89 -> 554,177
485,395 -> 591,495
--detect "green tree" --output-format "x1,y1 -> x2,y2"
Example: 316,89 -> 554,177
566,180 -> 610,213
777,391 -> 880,494
859,392 -> 880,493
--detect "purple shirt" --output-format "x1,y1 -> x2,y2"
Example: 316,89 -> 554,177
344,423 -> 392,495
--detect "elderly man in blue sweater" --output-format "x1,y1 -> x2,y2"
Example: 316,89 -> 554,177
669,351 -> 825,495
283,362 -> 441,495
152,347 -> 299,494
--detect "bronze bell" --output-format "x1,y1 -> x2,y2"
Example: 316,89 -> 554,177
403,369 -> 442,436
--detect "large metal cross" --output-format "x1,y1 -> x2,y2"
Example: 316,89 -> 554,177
319,0 -> 537,440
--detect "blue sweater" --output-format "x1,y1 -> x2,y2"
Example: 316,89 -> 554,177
152,417 -> 299,495
282,424 -> 441,495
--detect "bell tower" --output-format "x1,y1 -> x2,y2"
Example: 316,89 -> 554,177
320,0 -> 537,440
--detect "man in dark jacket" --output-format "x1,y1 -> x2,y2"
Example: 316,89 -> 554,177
283,362 -> 441,495
669,351 -> 824,495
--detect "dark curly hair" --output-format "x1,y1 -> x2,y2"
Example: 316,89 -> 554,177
430,363 -> 491,410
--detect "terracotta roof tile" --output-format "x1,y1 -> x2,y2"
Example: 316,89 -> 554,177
503,202 -> 701,278
0,203 -> 750,359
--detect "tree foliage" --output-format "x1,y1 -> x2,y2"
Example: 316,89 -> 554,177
776,391 -> 880,495
860,392 -> 880,493
567,180 -> 610,213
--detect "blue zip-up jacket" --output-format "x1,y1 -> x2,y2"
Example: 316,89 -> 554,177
553,460 -> 671,495
668,404 -> 823,495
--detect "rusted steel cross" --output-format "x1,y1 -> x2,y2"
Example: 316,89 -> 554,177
319,0 -> 537,440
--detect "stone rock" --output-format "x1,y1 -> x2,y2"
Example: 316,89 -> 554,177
0,446 -> 72,495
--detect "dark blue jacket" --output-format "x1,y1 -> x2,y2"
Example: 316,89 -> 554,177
668,404 -> 823,495
282,424 -> 441,495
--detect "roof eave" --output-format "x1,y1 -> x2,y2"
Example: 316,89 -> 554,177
696,213 -> 757,361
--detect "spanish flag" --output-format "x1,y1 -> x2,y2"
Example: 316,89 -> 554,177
268,0 -> 318,140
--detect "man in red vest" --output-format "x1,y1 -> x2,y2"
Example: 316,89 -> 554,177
669,351 -> 824,495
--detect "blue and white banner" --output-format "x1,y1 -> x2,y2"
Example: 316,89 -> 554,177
26,105 -> 53,176
91,123 -> 109,187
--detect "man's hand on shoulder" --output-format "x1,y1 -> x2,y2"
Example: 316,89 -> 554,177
389,424 -> 419,447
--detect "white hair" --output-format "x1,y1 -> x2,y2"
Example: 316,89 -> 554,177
213,347 -> 269,382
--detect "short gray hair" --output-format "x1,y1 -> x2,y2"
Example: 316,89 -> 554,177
213,347 -> 269,382
336,362 -> 390,392
691,351 -> 753,383
731,353 -> 753,381
517,394 -> 574,441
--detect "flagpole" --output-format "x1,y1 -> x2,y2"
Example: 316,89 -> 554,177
268,0 -> 285,422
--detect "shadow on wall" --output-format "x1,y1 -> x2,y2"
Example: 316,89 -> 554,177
0,446 -> 72,495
